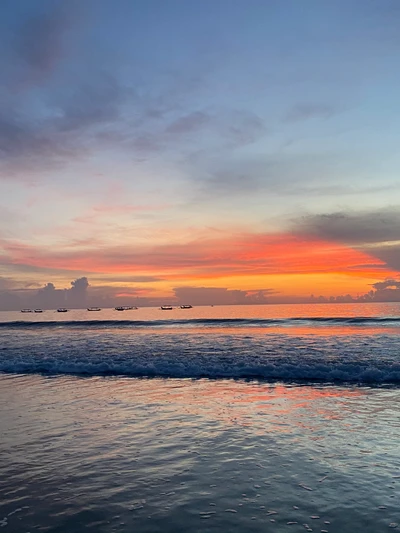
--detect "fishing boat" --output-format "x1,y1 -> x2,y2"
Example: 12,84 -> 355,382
87,307 -> 101,311
180,305 -> 193,309
21,309 -> 33,313
57,308 -> 68,313
161,306 -> 173,310
34,309 -> 43,313
115,306 -> 125,311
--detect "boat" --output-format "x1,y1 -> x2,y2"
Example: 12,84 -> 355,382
124,306 -> 138,310
115,306 -> 125,311
180,305 -> 193,309
57,308 -> 68,313
34,309 -> 43,313
161,306 -> 173,310
21,309 -> 33,313
87,307 -> 101,311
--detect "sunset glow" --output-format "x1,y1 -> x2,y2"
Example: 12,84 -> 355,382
1,1 -> 400,309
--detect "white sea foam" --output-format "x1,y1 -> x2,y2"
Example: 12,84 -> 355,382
0,321 -> 399,383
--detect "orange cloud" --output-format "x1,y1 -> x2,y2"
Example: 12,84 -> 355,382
0,232 -> 395,292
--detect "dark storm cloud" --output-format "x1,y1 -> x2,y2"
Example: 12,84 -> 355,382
295,209 -> 400,245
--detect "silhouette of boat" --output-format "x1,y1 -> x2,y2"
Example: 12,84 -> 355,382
57,308 -> 68,313
21,309 -> 33,313
161,306 -> 173,310
87,307 -> 101,311
115,306 -> 125,311
180,305 -> 193,309
34,309 -> 43,313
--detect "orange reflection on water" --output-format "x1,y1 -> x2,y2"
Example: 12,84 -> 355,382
92,378 -> 366,436
104,325 -> 399,337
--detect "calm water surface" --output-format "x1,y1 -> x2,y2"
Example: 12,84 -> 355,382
1,376 -> 400,532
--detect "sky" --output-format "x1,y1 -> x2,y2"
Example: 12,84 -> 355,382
1,0 -> 400,309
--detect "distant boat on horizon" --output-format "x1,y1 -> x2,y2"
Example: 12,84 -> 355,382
161,306 -> 173,310
57,308 -> 68,313
180,305 -> 193,309
115,306 -> 125,311
34,309 -> 43,313
87,307 -> 101,311
21,309 -> 33,313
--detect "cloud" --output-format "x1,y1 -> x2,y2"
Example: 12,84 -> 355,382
166,111 -> 210,134
1,3 -> 268,181
0,276 -> 161,310
59,76 -> 130,132
191,149 -> 387,203
132,108 -> 266,162
4,273 -> 400,311
0,109 -> 78,176
0,0 -> 78,92
0,276 -> 19,291
0,74 -> 132,179
284,103 -> 336,122
372,278 -> 400,290
67,276 -> 89,307
306,277 -> 400,304
366,244 -> 400,272
16,3 -> 74,79
92,275 -> 164,283
173,286 -> 276,306
295,209 -> 400,245
292,209 -> 400,273
0,231 -> 392,280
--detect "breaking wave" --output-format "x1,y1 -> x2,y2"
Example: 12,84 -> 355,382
0,326 -> 399,384
1,316 -> 400,330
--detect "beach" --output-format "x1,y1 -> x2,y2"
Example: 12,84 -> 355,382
1,304 -> 400,532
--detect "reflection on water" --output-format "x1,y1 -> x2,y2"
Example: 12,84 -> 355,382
1,375 -> 399,533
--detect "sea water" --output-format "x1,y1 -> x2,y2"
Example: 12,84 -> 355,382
0,303 -> 399,532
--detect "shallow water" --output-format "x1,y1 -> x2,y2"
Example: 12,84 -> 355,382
1,375 -> 399,533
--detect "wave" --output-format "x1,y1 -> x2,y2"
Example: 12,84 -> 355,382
1,353 -> 399,384
1,328 -> 400,383
1,316 -> 400,330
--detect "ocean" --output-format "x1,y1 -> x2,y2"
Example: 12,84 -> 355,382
1,303 -> 399,532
